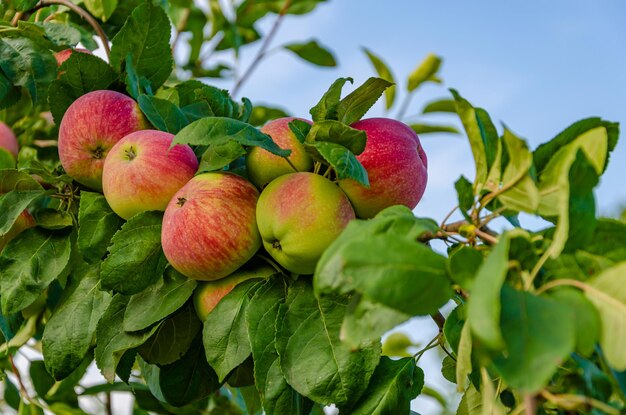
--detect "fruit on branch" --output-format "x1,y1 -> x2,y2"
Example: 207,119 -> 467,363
0,210 -> 36,253
162,172 -> 262,281
193,262 -> 275,321
58,90 -> 149,190
102,130 -> 198,220
0,121 -> 19,159
338,118 -> 428,218
256,172 -> 355,274
54,48 -> 93,66
246,117 -> 313,188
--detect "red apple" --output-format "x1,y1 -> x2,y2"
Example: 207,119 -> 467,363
246,117 -> 313,188
0,210 -> 36,253
162,172 -> 261,281
58,90 -> 149,190
193,262 -> 275,321
102,130 -> 198,220
0,121 -> 19,158
256,172 -> 355,274
54,48 -> 92,66
338,118 -> 428,218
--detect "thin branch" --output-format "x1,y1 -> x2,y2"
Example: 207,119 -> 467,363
475,228 -> 498,245
430,312 -> 445,332
524,394 -> 537,415
231,0 -> 292,97
11,11 -> 25,26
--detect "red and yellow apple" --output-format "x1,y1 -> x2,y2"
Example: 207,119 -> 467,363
246,117 -> 313,188
256,172 -> 355,274
193,262 -> 275,321
0,210 -> 36,253
102,130 -> 198,220
161,172 -> 261,281
58,90 -> 149,190
338,118 -> 428,218
0,121 -> 19,160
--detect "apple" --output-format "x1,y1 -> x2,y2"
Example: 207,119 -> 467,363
246,117 -> 313,188
0,121 -> 19,159
193,262 -> 275,321
58,90 -> 149,190
338,118 -> 428,218
54,48 -> 92,66
102,130 -> 198,220
256,172 -> 355,274
0,210 -> 36,253
162,172 -> 261,281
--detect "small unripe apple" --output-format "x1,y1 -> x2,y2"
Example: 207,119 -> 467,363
102,130 -> 198,220
193,262 -> 275,321
256,172 -> 355,274
162,172 -> 262,281
58,90 -> 149,190
0,121 -> 19,159
246,117 -> 313,188
338,118 -> 428,218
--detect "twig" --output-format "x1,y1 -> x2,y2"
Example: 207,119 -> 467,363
11,11 -> 25,26
430,312 -> 445,332
231,0 -> 292,97
524,394 -> 537,415
475,228 -> 498,245
8,354 -> 29,399
105,391 -> 113,415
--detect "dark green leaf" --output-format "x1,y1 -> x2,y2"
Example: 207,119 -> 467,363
548,287 -> 600,356
34,209 -> 73,230
198,140 -> 247,172
309,77 -> 352,122
288,118 -> 312,143
42,262 -> 112,380
138,94 -> 189,134
77,191 -> 123,264
0,189 -> 44,237
284,39 -> 336,67
124,267 -> 197,332
0,169 -> 42,192
493,286 -> 575,392
455,175 -> 474,216
408,53 -> 442,91
441,355 -> 457,384
305,119 -> 367,154
0,228 -> 71,315
448,246 -> 483,290
421,99 -> 457,114
100,211 -> 167,295
362,47 -> 395,110
95,295 -> 160,382
4,378 -> 20,410
12,0 -> 39,11
336,77 -> 393,125
305,141 -> 368,186
29,360 -> 55,398
193,84 -> 240,118
110,1 -> 173,90
42,22 -> 82,47
351,357 -> 424,415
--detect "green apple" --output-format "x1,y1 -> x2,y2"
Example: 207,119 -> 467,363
256,172 -> 355,274
246,117 -> 313,188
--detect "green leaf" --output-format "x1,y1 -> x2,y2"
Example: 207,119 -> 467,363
422,99 -> 457,114
409,123 -> 460,135
0,169 -> 42,192
306,141 -> 369,186
0,36 -> 57,103
29,360 -> 55,398
248,105 -> 290,127
305,119 -> 367,155
100,211 -> 167,295
42,262 -> 112,380
336,77 -> 393,125
468,229 -> 529,350
95,295 -> 160,382
448,246 -> 483,290
0,189 -> 44,237
137,94 -> 189,134
198,140 -> 247,172
288,119 -> 312,143
456,384 -> 482,415
351,357 -> 424,415
284,39 -> 336,67
455,175 -> 474,217
276,279 -> 381,408
585,262 -> 626,370
408,53 -> 442,92
0,228 -> 72,315
77,191 -> 123,264
12,0 -> 40,11
455,321 -> 472,391
191,84 -> 241,118
34,209 -> 73,230
138,302 -> 201,366
41,22 -> 82,47
493,285 -> 576,392
110,1 -> 173,90
362,47 -> 396,110
4,378 -> 20,410
83,0 -> 119,21
47,53 -> 118,124
173,117 -> 290,157
443,303 -> 465,354
548,287 -> 600,356
124,267 -> 197,332
203,279 -> 261,381
309,77 -> 352,122
158,335 -> 221,407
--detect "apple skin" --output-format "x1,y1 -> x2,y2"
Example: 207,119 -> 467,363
193,263 -> 274,321
338,118 -> 428,218
102,130 -> 198,220
0,121 -> 19,158
256,172 -> 355,275
58,90 -> 149,190
0,210 -> 36,253
162,172 -> 262,281
246,117 -> 313,189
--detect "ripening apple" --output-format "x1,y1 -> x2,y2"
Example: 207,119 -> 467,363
246,117 -> 313,188
58,90 -> 149,190
193,262 -> 275,321
102,130 -> 198,220
0,210 -> 36,253
256,172 -> 355,274
0,121 -> 19,159
162,172 -> 262,281
54,48 -> 92,66
338,118 -> 428,218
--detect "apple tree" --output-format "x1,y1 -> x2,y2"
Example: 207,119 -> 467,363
0,1 -> 625,415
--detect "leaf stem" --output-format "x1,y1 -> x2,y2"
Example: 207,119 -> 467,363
231,0 -> 292,97
284,156 -> 299,172
413,334 -> 439,362
526,249 -> 552,290
534,278 -> 587,295
11,12 -> 24,26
